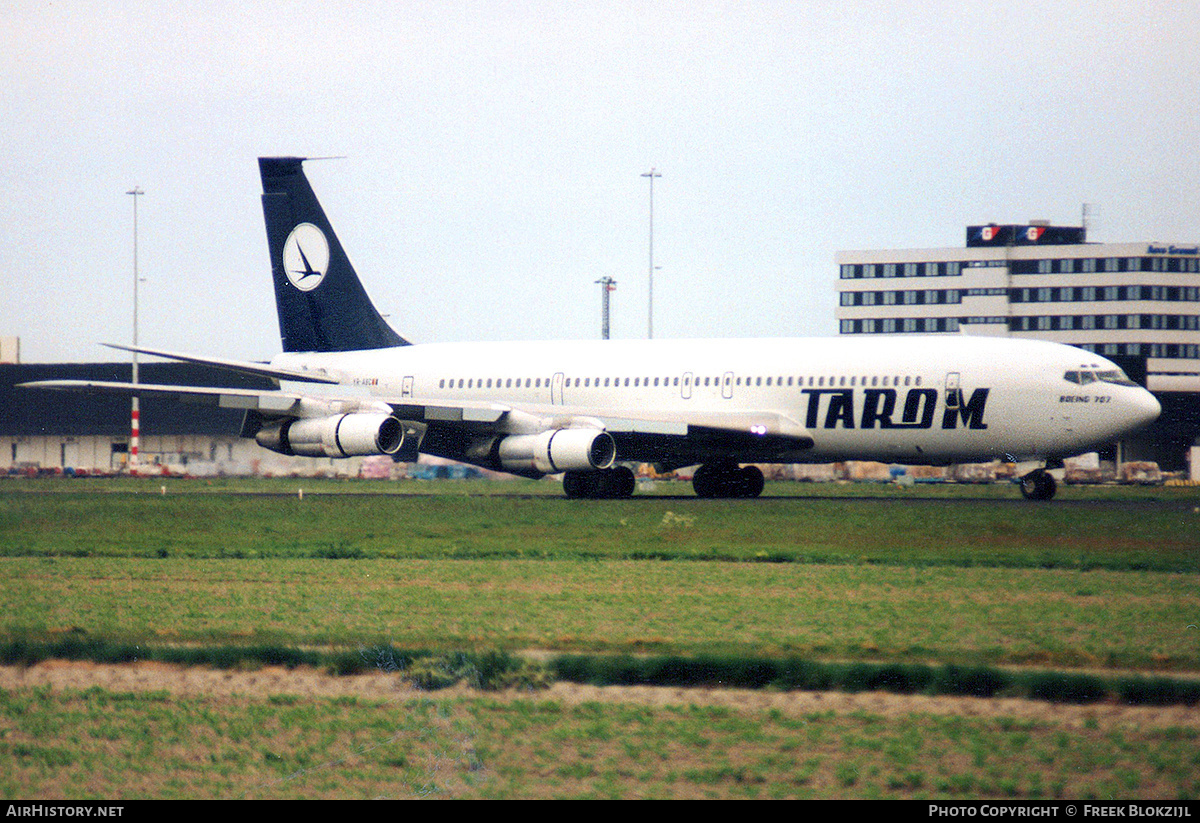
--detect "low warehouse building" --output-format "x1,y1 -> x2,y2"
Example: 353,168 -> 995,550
1,361 -> 377,477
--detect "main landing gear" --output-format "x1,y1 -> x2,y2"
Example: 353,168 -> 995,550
1019,468 -> 1057,501
562,462 -> 767,499
562,466 -> 636,499
692,461 -> 765,499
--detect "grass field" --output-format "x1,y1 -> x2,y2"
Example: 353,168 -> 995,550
3,684 -> 1198,799
2,476 -> 1198,799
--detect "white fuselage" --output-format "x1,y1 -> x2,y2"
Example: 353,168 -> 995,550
272,334 -> 1161,466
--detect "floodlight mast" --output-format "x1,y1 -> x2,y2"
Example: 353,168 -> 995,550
595,276 -> 616,339
641,168 -> 661,339
126,186 -> 143,475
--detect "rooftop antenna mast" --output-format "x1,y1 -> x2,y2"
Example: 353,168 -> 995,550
1081,203 -> 1098,240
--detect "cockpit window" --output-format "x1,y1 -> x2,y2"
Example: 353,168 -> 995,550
1096,369 -> 1137,386
1064,368 -> 1137,387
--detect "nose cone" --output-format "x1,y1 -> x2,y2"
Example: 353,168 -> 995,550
1127,389 -> 1161,431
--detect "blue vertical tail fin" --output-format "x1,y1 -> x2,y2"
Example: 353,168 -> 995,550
259,157 -> 409,353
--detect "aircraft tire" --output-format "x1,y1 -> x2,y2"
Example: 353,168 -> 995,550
563,467 -> 635,499
692,465 -> 713,498
693,462 -> 764,499
697,464 -> 727,498
737,465 -> 765,498
562,470 -> 590,499
605,465 -> 636,499
1019,469 -> 1057,501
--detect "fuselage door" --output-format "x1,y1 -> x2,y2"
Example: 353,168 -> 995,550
681,371 -> 693,400
552,372 -> 565,405
722,371 -> 734,399
945,372 -> 961,408
401,376 -> 414,398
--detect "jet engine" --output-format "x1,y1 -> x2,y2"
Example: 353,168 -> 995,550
496,428 -> 616,475
255,413 -> 404,458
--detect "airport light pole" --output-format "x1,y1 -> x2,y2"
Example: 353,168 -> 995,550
127,186 -> 143,476
595,276 -> 616,339
641,168 -> 660,339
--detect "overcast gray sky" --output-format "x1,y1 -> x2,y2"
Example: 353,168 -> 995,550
4,1 -> 1200,363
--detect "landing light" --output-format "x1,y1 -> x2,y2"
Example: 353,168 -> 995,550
750,425 -> 768,436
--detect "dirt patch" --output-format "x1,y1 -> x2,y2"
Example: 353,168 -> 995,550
2,661 -> 1197,732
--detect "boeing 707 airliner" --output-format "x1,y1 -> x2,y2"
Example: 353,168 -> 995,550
23,157 -> 1162,500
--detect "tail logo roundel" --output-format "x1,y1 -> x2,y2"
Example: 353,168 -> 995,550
282,223 -> 330,292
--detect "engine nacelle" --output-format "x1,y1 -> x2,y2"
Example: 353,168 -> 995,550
497,428 -> 616,475
255,413 -> 404,458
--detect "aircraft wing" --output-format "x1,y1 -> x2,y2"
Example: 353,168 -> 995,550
390,399 -> 810,442
102,343 -> 343,385
16,376 -> 520,431
16,379 -> 309,414
371,394 -> 814,472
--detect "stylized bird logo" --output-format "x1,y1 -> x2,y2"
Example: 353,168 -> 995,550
290,244 -> 322,282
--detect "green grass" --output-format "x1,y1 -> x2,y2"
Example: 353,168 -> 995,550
1,478 -> 1197,672
1,478 -> 1197,571
3,557 -> 1198,670
3,477 -> 1199,799
2,687 -> 1198,799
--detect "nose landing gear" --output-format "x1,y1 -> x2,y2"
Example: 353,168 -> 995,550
1019,468 -> 1057,501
